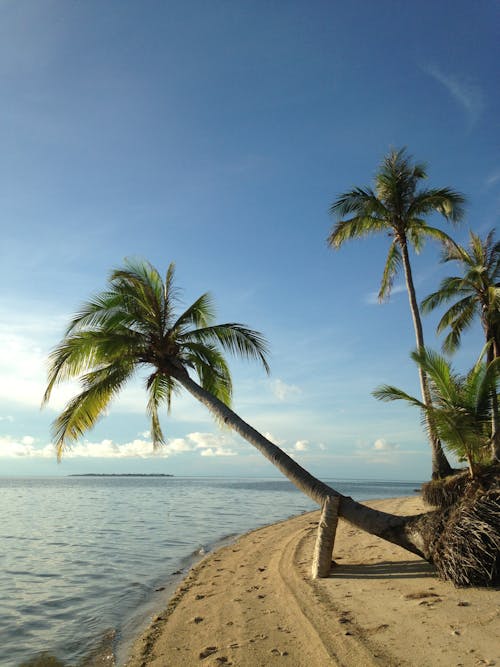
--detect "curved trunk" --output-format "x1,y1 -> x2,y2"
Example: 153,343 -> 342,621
170,367 -> 428,559
399,238 -> 453,478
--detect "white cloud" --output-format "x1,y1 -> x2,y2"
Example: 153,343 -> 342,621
270,379 -> 301,402
351,438 -> 401,465
0,435 -> 54,459
200,447 -> 237,457
365,283 -> 406,305
0,415 -> 14,422
294,440 -> 309,452
425,65 -> 484,125
0,431 -> 240,460
372,438 -> 398,452
485,170 -> 500,188
263,431 -> 284,446
187,432 -> 220,449
0,314 -> 84,410
187,432 -> 237,457
166,438 -> 193,453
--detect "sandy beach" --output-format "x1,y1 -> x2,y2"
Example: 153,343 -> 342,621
126,496 -> 499,667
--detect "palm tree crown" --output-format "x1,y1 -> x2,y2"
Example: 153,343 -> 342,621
328,148 -> 465,301
421,229 -> 500,356
43,259 -> 270,459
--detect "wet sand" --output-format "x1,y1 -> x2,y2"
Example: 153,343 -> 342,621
125,496 -> 499,667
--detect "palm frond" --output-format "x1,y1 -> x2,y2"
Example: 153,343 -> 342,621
52,363 -> 132,460
440,238 -> 471,264
172,292 -> 215,333
43,330 -> 142,405
407,222 -> 456,253
163,262 -> 179,326
421,277 -> 469,313
110,260 -> 164,331
488,285 -> 500,312
378,240 -> 402,301
411,348 -> 458,405
184,342 -> 233,407
376,347 -> 497,469
329,187 -> 388,218
407,188 -> 466,222
372,384 -> 426,409
375,148 -> 427,204
64,291 -> 134,335
183,324 -> 270,374
146,372 -> 177,447
439,299 -> 477,354
327,215 -> 389,248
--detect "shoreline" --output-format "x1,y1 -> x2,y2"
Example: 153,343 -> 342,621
124,496 -> 499,667
115,530 -> 245,667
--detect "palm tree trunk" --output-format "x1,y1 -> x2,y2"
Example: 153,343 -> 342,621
170,366 -> 429,559
486,334 -> 500,461
311,495 -> 340,578
399,238 -> 453,478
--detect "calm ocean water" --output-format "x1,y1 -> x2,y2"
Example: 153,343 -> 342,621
0,476 -> 421,666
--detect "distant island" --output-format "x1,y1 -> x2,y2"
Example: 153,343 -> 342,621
69,473 -> 174,477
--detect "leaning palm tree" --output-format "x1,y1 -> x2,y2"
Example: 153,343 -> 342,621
421,229 -> 500,459
374,347 -> 500,477
328,148 -> 465,478
42,260 -> 425,553
42,259 -> 498,585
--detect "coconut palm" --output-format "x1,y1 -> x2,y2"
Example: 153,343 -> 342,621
421,230 -> 500,459
421,229 -> 500,355
42,258 -> 436,564
328,148 -> 465,478
42,259 -> 272,458
43,259 -> 500,586
373,348 -> 500,477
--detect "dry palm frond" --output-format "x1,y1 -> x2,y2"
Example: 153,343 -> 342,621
421,470 -> 469,508
431,487 -> 499,587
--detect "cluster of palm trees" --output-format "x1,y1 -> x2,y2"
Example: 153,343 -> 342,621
42,147 -> 498,575
328,148 -> 499,477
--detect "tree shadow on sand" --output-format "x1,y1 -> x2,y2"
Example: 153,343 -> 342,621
329,560 -> 436,580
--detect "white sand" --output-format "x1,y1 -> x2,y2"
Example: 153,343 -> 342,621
126,496 -> 499,667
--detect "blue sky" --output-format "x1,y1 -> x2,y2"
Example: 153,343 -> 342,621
0,0 -> 498,480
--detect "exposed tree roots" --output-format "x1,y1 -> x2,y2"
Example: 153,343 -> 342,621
416,465 -> 499,587
432,488 -> 499,586
422,471 -> 470,508
422,464 -> 500,509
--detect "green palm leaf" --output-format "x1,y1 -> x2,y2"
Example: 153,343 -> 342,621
421,229 -> 500,357
374,347 -> 499,475
52,363 -> 133,460
378,240 -> 402,301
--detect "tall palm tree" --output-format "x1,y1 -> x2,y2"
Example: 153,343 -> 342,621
328,148 -> 466,478
374,348 -> 500,477
42,259 -> 431,561
421,230 -> 500,459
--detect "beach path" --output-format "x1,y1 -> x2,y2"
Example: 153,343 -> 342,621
126,496 -> 499,667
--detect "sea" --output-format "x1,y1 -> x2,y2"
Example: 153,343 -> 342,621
0,476 -> 421,667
